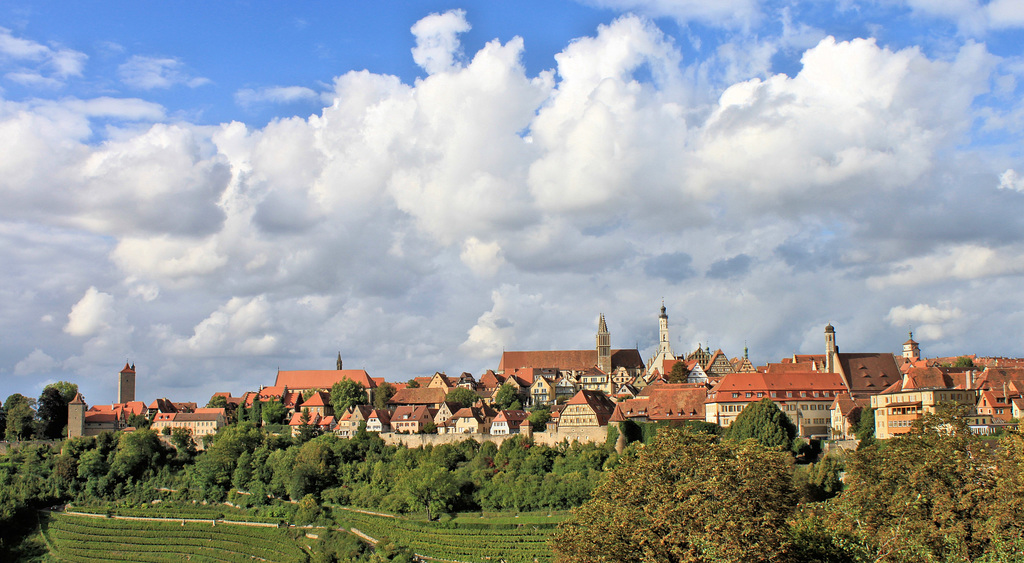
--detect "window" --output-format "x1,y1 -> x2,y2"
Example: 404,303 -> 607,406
800,391 -> 807,397
732,392 -> 739,398
787,391 -> 793,398
757,392 -> 764,398
746,392 -> 752,398
770,392 -> 777,398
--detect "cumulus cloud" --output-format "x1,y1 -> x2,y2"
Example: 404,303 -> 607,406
886,302 -> 964,340
1,11 -> 1022,403
460,237 -> 506,277
64,287 -> 117,337
13,349 -> 59,376
999,169 -> 1024,192
161,295 -> 278,357
118,55 -> 210,89
411,9 -> 472,74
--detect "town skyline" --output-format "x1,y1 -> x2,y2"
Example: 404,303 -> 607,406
1,2 -> 1023,406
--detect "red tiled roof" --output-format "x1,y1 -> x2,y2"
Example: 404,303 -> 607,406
275,369 -> 376,390
302,391 -> 330,408
499,349 -> 643,372
642,384 -> 708,420
389,387 -> 447,406
709,371 -> 846,402
837,353 -> 901,394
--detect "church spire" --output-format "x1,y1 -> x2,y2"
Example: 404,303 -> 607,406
336,352 -> 343,370
597,314 -> 611,373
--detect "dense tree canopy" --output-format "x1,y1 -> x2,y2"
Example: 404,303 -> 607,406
727,397 -> 797,450
373,382 -> 397,410
667,361 -> 690,383
4,394 -> 36,442
494,384 -> 520,410
445,387 -> 478,409
553,427 -> 795,563
331,380 -> 368,415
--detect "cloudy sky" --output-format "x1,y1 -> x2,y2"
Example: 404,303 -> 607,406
1,1 -> 1022,406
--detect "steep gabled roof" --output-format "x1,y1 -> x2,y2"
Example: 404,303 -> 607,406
389,387 -> 447,406
499,349 -> 643,372
837,353 -> 901,394
275,369 -> 376,390
302,390 -> 330,408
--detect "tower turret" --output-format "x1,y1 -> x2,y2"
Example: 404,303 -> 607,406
337,351 -> 343,370
903,331 -> 920,361
68,392 -> 86,438
118,362 -> 136,404
597,314 -> 611,374
825,324 -> 838,373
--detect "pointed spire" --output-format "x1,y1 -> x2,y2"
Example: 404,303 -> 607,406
598,313 -> 608,333
337,351 -> 343,371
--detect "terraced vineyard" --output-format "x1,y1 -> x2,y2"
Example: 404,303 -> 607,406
338,508 -> 559,563
42,512 -> 309,562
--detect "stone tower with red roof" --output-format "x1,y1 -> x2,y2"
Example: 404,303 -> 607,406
68,392 -> 86,438
118,362 -> 136,404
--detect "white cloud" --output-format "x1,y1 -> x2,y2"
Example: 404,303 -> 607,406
118,55 -> 209,90
1,12 -> 1022,404
886,303 -> 964,341
235,86 -> 319,108
460,237 -> 506,277
868,245 -> 1024,288
13,349 -> 59,375
64,286 -> 117,337
999,169 -> 1024,192
460,285 -> 543,359
162,295 -> 278,357
0,27 -> 87,86
411,9 -> 471,74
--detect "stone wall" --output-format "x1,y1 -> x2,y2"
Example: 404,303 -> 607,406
379,426 -> 608,449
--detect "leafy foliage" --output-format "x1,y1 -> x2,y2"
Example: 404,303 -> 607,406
552,427 -> 795,562
331,379 -> 368,414
446,387 -> 478,409
667,361 -> 690,383
727,397 -> 796,450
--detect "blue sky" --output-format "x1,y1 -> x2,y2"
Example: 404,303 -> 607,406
1,0 -> 1023,406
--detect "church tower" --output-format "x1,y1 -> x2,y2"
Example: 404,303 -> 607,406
68,392 -> 86,438
824,324 -> 838,373
903,331 -> 920,361
597,314 -> 611,374
658,303 -> 673,357
337,352 -> 343,370
117,362 -> 136,404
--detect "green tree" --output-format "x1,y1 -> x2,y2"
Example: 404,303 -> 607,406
406,379 -> 421,389
494,383 -> 520,410
839,408 -> 998,562
528,407 -> 551,431
954,356 -> 975,368
373,382 -> 397,410
296,408 -> 317,443
853,407 -> 875,449
667,361 -> 691,383
552,427 -> 795,562
261,399 -> 287,424
398,463 -> 459,520
331,379 -> 368,414
36,386 -> 69,439
3,394 -> 36,441
47,381 -> 79,403
446,387 -> 478,409
170,427 -> 196,459
727,398 -> 796,451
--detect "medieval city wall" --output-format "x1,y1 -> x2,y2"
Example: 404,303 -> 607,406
379,426 -> 608,449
